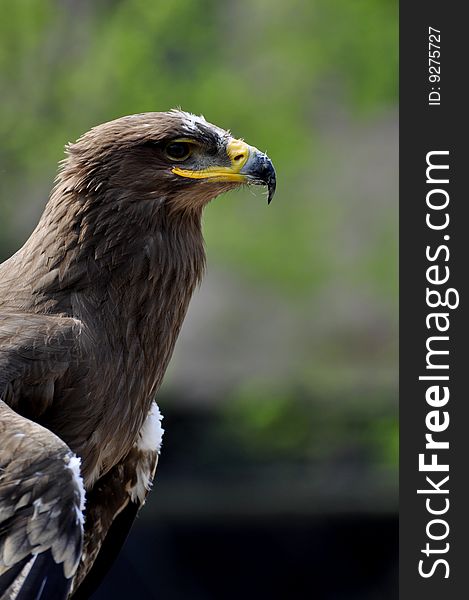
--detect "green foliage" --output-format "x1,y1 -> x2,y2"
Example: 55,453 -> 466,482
0,0 -> 397,293
222,380 -> 398,469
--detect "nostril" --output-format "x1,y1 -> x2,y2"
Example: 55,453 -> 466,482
234,154 -> 245,162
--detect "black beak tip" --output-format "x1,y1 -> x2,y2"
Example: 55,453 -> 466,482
242,151 -> 276,204
260,156 -> 276,205
267,175 -> 276,205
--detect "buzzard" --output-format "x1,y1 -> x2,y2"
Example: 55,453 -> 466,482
0,110 -> 276,599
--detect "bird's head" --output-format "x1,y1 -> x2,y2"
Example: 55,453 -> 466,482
63,110 -> 276,215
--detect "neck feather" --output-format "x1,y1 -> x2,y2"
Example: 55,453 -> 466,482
2,182 -> 206,393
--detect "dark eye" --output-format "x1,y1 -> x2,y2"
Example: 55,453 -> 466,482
165,141 -> 192,161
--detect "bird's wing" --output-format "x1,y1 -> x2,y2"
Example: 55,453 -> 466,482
0,311 -> 86,598
0,311 -> 84,421
0,401 -> 85,600
71,403 -> 162,599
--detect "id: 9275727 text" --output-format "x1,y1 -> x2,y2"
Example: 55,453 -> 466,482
428,27 -> 441,106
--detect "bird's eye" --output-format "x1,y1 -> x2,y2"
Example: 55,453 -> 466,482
165,141 -> 192,161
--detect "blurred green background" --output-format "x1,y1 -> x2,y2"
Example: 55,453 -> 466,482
0,0 -> 397,597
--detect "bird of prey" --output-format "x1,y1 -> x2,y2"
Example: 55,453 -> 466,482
0,110 -> 276,599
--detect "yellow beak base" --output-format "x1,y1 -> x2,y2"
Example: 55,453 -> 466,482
171,138 -> 251,183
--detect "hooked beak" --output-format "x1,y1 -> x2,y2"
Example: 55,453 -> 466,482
238,145 -> 277,204
171,138 -> 276,204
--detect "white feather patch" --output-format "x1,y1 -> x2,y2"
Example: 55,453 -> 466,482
137,402 -> 164,453
129,403 -> 164,503
66,454 -> 86,526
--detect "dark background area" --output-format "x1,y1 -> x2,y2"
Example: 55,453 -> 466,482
95,405 -> 398,600
100,514 -> 397,599
92,402 -> 398,599
0,1 -> 398,597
